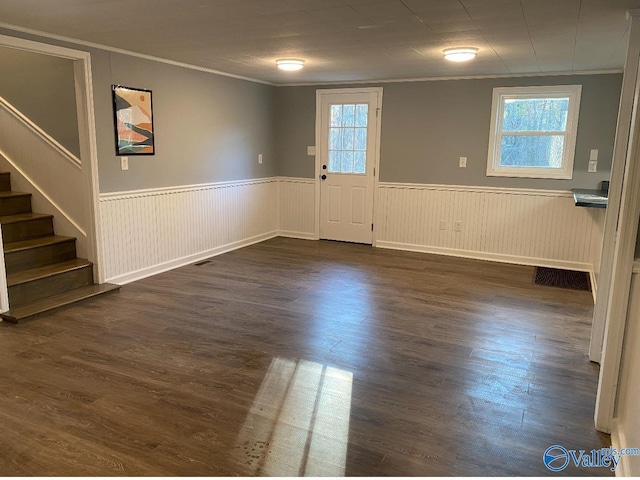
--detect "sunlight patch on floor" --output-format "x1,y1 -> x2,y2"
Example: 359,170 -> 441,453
233,357 -> 353,476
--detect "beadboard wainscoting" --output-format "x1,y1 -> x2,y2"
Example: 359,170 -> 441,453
376,183 -> 604,280
99,178 -> 605,289
278,177 -> 316,239
99,179 -> 279,284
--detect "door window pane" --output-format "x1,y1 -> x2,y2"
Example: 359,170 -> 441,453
343,104 -> 355,127
330,128 -> 342,150
354,128 -> 367,150
330,105 -> 343,127
341,151 -> 354,173
354,151 -> 366,174
355,104 -> 368,127
329,150 -> 341,172
342,128 -> 354,150
328,103 -> 369,174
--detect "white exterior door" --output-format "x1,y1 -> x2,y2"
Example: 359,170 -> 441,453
317,88 -> 382,244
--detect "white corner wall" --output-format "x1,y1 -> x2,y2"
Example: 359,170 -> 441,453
278,177 -> 315,239
611,264 -> 640,477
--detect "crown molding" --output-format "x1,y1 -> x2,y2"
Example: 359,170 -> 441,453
626,9 -> 640,18
277,69 -> 624,87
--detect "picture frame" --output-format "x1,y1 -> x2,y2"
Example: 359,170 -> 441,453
111,85 -> 155,155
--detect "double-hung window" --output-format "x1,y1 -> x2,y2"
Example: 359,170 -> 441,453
486,85 -> 582,179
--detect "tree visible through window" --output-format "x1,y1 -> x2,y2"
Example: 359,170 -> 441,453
487,85 -> 582,179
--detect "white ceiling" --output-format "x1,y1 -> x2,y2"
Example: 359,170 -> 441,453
0,0 -> 637,84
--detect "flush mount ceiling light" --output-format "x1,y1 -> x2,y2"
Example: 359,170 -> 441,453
443,47 -> 478,62
276,59 -> 305,71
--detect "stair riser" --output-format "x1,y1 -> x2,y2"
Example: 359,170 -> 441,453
2,218 -> 54,243
0,195 -> 31,216
0,174 -> 10,192
4,241 -> 77,274
9,265 -> 94,306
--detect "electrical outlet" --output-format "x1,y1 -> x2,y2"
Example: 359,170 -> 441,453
454,221 -> 462,232
439,220 -> 447,231
459,156 -> 467,168
121,156 -> 128,171
258,153 -> 263,164
588,160 -> 598,173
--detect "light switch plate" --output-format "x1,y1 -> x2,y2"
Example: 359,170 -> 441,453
258,153 -> 263,164
459,156 -> 467,168
590,149 -> 599,161
307,146 -> 316,156
588,160 -> 598,172
121,156 -> 128,171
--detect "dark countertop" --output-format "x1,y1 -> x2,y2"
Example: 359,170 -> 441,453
572,189 -> 608,208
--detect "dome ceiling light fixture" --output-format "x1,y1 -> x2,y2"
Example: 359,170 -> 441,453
443,47 -> 478,62
276,59 -> 305,71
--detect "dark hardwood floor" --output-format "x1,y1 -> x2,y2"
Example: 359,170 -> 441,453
0,238 -> 612,476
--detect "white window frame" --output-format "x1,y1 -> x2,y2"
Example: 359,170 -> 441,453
486,85 -> 582,179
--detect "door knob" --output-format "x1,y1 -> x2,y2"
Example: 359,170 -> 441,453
322,165 -> 327,170
321,174 -> 327,180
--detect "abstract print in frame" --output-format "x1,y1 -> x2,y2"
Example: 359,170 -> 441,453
112,85 -> 155,155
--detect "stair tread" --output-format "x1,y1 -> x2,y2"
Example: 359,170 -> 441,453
1,283 -> 120,323
7,258 -> 92,287
0,212 -> 53,224
4,235 -> 76,253
0,191 -> 31,198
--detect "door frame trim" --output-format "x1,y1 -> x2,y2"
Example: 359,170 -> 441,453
314,87 -> 383,243
0,34 -> 104,289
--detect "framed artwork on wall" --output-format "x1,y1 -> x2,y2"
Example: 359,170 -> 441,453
111,85 -> 155,155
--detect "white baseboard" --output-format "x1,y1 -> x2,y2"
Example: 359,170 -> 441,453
278,230 -> 317,240
376,240 -> 593,273
106,231 -> 278,285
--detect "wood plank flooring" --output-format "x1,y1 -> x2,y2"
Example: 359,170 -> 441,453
0,238 -> 612,476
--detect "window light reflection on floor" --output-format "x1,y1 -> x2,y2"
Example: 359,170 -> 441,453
233,357 -> 353,476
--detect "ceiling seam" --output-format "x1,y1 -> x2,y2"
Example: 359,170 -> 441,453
397,0 -> 443,42
606,23 -> 631,69
456,0 -> 511,73
572,0 -> 583,71
519,1 -> 541,73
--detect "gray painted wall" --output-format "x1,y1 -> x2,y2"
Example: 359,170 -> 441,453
0,46 -> 80,157
0,28 -> 277,193
276,74 -> 623,190
92,52 -> 277,192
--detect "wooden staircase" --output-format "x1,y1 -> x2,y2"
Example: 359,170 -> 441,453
0,172 -> 119,323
